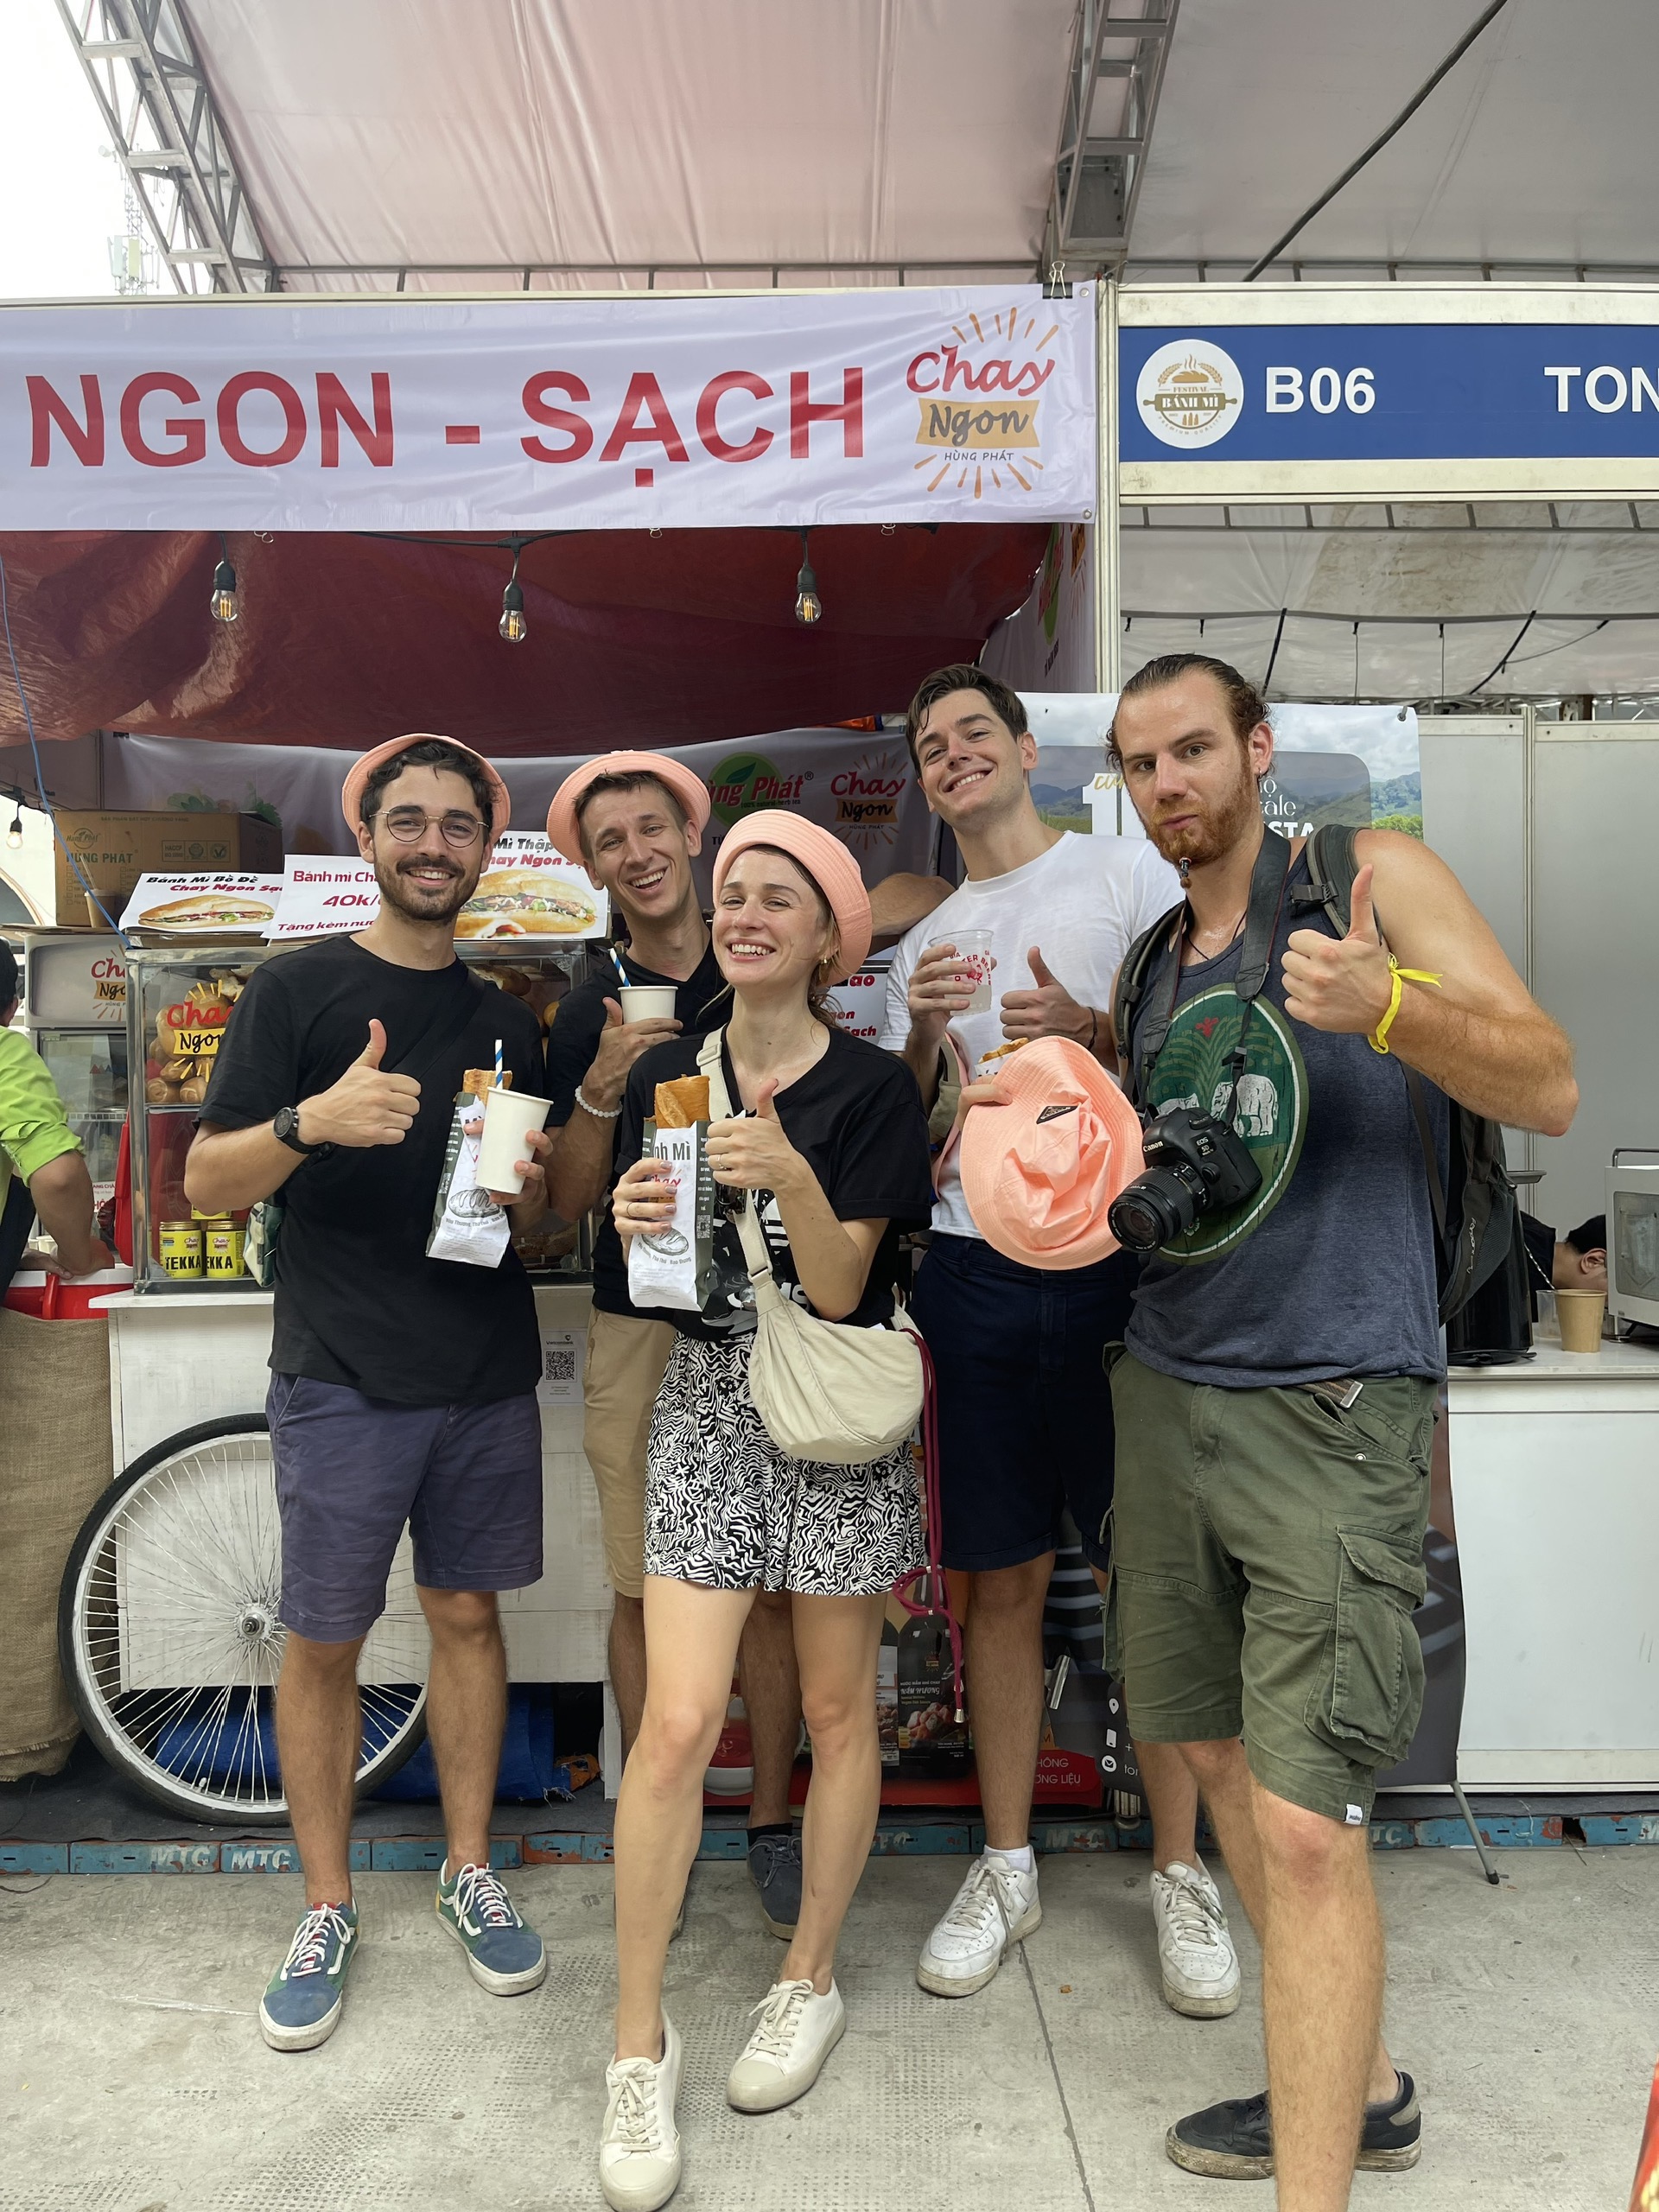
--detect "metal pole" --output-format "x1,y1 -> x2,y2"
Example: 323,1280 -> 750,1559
1098,276 -> 1122,691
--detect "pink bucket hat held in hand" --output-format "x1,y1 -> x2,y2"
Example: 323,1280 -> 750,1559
712,810 -> 873,983
340,734 -> 512,843
958,1037 -> 1145,1270
545,750 -> 713,866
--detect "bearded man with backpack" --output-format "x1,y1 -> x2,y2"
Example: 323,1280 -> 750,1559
1099,657 -> 1576,2209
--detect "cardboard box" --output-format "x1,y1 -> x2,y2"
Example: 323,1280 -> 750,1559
53,810 -> 283,925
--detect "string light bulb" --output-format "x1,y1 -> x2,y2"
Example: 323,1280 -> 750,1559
6,806 -> 22,850
499,551 -> 527,645
210,536 -> 239,625
794,531 -> 823,626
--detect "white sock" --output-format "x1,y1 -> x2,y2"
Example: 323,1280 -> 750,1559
986,1844 -> 1034,1876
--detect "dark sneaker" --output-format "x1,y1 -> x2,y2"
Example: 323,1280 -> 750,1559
435,1859 -> 547,1994
747,1829 -> 803,1938
1166,2071 -> 1421,2178
258,1900 -> 359,2051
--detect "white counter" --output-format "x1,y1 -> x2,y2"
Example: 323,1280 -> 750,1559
96,1285 -> 613,1694
1448,1328 -> 1659,1789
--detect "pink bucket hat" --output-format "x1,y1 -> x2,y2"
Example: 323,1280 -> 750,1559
712,810 -> 872,983
958,1037 -> 1144,1270
545,750 -> 712,864
340,734 -> 511,842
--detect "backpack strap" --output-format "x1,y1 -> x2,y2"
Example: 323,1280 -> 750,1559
1295,823 -> 1362,937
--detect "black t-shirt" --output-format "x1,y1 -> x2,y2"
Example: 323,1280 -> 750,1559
200,938 -> 544,1404
544,941 -> 728,1318
615,1024 -> 933,1340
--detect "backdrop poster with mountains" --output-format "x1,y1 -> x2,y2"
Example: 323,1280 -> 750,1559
1013,696 -> 1422,845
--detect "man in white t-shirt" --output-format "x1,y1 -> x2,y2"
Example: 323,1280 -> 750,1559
880,664 -> 1241,2018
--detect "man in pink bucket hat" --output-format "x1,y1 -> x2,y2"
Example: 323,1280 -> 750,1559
187,734 -> 554,2050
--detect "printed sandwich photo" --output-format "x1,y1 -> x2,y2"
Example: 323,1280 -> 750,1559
455,868 -> 599,938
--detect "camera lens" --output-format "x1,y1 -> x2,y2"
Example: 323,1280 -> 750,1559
1109,1165 -> 1205,1253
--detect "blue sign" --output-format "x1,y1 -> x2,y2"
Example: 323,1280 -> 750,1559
1120,324 -> 1659,462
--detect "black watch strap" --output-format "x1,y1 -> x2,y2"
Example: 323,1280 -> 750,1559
274,1106 -> 331,1159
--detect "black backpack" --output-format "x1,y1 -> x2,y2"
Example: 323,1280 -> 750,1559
1111,824 -> 1517,1324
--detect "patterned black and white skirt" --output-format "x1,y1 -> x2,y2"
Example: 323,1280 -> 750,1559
644,1331 -> 924,1597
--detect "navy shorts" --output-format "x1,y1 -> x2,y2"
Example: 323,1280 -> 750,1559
909,1234 -> 1136,1573
267,1374 -> 543,1643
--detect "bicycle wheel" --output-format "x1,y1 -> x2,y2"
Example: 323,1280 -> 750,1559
58,1414 -> 429,1826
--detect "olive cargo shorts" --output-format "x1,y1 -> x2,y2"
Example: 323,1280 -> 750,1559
1109,1351 -> 1435,1827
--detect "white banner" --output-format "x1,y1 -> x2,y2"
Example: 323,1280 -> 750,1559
1,288 -> 1097,532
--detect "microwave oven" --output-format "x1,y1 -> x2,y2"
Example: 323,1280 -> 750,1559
1605,1153 -> 1659,1331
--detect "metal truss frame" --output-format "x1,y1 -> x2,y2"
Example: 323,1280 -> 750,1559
55,0 -> 275,295
268,258 -> 1044,293
1048,1 -> 1179,272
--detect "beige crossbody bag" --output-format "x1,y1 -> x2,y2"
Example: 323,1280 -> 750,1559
697,1028 -> 925,1465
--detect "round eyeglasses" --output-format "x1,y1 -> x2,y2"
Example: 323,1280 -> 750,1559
379,807 -> 486,848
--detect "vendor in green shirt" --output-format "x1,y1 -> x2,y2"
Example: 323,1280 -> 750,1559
0,943 -> 111,1280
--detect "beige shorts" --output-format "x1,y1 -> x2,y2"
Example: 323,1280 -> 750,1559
582,1308 -> 677,1599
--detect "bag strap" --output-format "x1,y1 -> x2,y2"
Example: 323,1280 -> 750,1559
1113,905 -> 1183,1113
695,1027 -> 779,1292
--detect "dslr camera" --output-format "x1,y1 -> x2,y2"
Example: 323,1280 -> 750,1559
1108,1103 -> 1262,1254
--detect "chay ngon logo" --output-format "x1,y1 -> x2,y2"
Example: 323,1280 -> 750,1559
830,747 -> 908,852
907,301 -> 1061,499
1135,340 -> 1245,450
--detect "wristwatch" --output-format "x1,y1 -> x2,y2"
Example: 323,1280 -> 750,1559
273,1105 -> 333,1160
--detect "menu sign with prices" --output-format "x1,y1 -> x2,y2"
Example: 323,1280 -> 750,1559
119,873 -> 285,937
264,860 -> 380,939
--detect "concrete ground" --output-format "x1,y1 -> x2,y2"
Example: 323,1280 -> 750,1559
0,1847 -> 1649,2212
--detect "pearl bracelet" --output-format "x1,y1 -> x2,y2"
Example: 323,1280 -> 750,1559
574,1084 -> 622,1121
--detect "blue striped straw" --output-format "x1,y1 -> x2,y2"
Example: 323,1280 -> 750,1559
494,1035 -> 503,1088
609,944 -> 629,989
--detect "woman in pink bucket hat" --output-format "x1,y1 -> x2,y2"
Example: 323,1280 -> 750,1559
594,810 -> 931,2209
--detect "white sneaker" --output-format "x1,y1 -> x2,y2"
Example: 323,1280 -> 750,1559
916,1852 -> 1042,1998
1152,1860 -> 1242,2018
726,1978 -> 846,2113
599,2014 -> 683,2212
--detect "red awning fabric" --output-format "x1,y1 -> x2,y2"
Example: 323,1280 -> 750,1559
0,524 -> 1046,753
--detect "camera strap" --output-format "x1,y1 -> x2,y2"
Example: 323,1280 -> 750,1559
1135,827 -> 1294,1113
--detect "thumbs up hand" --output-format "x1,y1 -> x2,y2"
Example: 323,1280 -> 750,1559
705,1077 -> 804,1195
1282,861 -> 1395,1033
998,944 -> 1098,1050
295,1020 -> 424,1149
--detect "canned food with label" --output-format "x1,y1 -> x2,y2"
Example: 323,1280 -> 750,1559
158,1222 -> 203,1277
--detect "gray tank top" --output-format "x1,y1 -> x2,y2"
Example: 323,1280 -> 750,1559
1123,849 -> 1446,1388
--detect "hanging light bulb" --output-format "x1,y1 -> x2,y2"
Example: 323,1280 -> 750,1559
499,576 -> 527,645
794,531 -> 823,626
499,550 -> 528,644
6,805 -> 22,850
210,538 -> 239,625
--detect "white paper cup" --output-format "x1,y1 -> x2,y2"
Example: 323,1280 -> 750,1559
927,930 -> 995,1014
618,985 -> 678,1025
478,1085 -> 553,1195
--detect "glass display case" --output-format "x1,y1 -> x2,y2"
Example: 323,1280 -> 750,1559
21,931 -> 130,1205
125,938 -> 595,1293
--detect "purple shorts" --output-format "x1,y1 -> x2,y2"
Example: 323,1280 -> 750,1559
267,1373 -> 543,1643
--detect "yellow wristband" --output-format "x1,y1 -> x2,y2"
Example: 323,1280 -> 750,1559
1369,956 -> 1443,1055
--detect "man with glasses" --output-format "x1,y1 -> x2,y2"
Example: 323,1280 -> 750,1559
188,735 -> 553,2052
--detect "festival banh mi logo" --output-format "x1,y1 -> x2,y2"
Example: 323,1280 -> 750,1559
906,300 -> 1061,499
1135,339 -> 1246,450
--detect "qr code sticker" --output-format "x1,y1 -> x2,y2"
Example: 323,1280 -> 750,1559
537,1328 -> 586,1406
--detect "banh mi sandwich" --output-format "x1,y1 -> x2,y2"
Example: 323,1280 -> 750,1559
454,870 -> 597,937
653,1075 -> 709,1128
462,1068 -> 510,1097
136,891 -> 275,931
